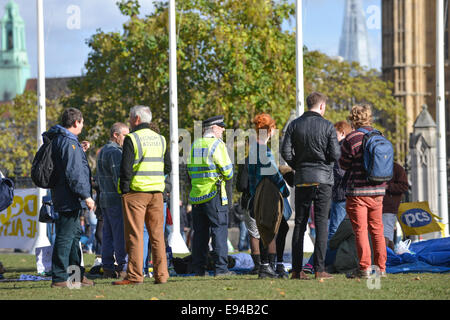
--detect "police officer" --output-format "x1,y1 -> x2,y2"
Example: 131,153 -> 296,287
188,115 -> 234,276
113,105 -> 171,285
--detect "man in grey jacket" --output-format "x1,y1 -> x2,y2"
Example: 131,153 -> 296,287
281,92 -> 341,280
97,122 -> 129,279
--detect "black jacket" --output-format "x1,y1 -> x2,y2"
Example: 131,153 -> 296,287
281,111 -> 341,186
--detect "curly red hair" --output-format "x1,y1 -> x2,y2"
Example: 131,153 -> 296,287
253,113 -> 276,138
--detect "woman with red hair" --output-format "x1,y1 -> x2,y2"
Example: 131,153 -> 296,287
247,113 -> 291,279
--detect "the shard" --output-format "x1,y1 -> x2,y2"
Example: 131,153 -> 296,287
338,0 -> 371,68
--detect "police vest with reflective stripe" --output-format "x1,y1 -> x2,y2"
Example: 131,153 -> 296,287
128,128 -> 166,192
188,137 -> 233,204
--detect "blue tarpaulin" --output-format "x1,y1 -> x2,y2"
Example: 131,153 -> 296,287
386,237 -> 450,274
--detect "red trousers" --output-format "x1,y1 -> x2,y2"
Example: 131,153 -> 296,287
346,196 -> 387,272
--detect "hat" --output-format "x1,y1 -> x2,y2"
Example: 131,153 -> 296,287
202,115 -> 225,128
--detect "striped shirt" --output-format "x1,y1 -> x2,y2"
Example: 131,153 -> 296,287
339,127 -> 387,197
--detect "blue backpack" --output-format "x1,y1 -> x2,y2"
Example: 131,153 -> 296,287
0,178 -> 14,212
358,128 -> 394,183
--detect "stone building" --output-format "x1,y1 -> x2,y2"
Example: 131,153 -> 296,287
382,0 -> 450,154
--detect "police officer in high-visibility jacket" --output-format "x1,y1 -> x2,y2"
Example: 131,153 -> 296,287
113,105 -> 171,286
188,115 -> 234,277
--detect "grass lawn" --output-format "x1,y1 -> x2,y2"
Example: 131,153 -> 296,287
0,253 -> 449,300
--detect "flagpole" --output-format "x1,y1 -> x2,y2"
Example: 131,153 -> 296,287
31,0 -> 51,254
168,0 -> 189,253
436,0 -> 449,237
296,0 -> 305,117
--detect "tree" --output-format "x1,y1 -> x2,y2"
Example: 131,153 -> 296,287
64,0 -> 405,160
0,91 -> 62,177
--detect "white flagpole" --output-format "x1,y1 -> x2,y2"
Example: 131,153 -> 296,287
168,0 -> 189,253
296,0 -> 305,117
31,0 -> 50,254
436,0 -> 449,237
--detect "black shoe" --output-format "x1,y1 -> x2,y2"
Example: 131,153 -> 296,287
258,264 -> 278,279
276,264 -> 289,279
250,254 -> 261,275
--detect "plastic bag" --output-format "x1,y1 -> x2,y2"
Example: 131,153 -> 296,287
395,239 -> 414,255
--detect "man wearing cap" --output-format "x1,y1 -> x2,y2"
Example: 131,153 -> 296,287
188,115 -> 234,276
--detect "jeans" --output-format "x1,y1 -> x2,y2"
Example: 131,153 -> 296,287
238,221 -> 250,251
305,200 -> 347,268
292,184 -> 332,273
87,210 -> 97,253
101,205 -> 127,272
328,201 -> 347,241
51,209 -> 84,283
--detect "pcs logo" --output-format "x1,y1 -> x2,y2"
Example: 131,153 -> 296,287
401,209 -> 432,228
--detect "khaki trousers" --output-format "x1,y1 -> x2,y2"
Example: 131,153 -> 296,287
122,192 -> 168,283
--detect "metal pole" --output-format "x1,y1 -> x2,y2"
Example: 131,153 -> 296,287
31,0 -> 50,254
168,0 -> 189,253
436,0 -> 449,237
296,0 -> 305,117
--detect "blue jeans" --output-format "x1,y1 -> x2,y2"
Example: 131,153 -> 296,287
144,202 -> 167,272
238,221 -> 249,251
86,210 -> 97,252
101,205 -> 127,272
328,201 -> 347,241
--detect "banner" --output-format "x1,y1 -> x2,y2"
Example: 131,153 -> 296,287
0,189 -> 39,251
397,201 -> 444,237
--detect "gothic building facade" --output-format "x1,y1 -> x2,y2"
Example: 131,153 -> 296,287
382,0 -> 450,154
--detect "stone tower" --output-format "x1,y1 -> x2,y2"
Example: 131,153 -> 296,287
338,0 -> 372,68
0,0 -> 30,102
382,0 -> 450,154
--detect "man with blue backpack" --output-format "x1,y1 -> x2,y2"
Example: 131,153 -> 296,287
339,104 -> 394,279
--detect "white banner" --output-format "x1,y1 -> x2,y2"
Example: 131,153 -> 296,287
0,189 -> 39,251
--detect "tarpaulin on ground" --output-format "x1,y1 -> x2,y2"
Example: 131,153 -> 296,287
386,237 -> 450,274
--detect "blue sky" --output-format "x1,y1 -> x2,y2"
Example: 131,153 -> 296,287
1,0 -> 381,79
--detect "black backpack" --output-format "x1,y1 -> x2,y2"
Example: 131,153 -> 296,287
31,134 -> 57,189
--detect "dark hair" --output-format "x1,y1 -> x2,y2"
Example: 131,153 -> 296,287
306,92 -> 328,109
61,108 -> 83,128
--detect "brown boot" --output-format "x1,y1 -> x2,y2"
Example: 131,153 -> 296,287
51,281 -> 69,288
81,276 -> 95,287
112,279 -> 143,286
315,271 -> 334,280
291,270 -> 310,280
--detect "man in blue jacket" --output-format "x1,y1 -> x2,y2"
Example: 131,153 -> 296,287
47,108 -> 95,288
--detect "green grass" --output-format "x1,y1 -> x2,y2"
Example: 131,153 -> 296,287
0,253 -> 449,300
